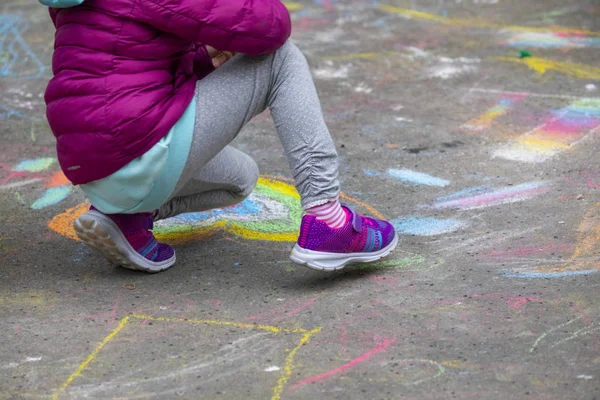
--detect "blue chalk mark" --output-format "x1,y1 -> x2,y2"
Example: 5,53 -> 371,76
387,169 -> 450,187
172,197 -> 264,224
502,270 -> 596,279
364,169 -> 381,177
0,15 -> 46,79
31,186 -> 72,209
391,216 -> 467,236
73,242 -> 91,263
0,104 -> 26,119
435,184 -> 493,202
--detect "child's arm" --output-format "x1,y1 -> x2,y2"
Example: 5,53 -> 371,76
134,0 -> 291,56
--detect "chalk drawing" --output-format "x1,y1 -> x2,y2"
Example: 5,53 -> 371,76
290,338 -> 396,388
31,186 -> 73,210
0,15 -> 46,79
282,1 -> 304,11
0,104 -> 26,119
378,4 -> 600,36
435,184 -> 494,201
2,159 -> 74,209
313,63 -> 351,79
13,158 -> 55,172
387,169 -> 450,187
461,94 -> 528,133
504,202 -> 600,278
48,177 -> 385,244
494,99 -> 600,163
391,216 -> 468,236
427,57 -> 480,80
352,252 -> 444,272
428,181 -> 549,210
501,31 -> 600,49
495,56 -> 600,80
530,316 -> 600,353
51,314 -> 321,400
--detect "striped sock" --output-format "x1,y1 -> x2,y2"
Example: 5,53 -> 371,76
306,200 -> 348,229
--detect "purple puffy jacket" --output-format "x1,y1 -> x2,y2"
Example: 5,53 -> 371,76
43,0 -> 291,184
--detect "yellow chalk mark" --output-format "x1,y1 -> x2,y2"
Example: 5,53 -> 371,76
516,136 -> 568,153
0,290 -> 58,308
538,202 -> 600,273
227,224 -> 299,242
130,314 -> 307,334
272,327 -> 322,400
51,316 -> 130,400
48,202 -> 88,241
495,57 -> 600,80
378,4 -> 600,36
52,314 -> 321,400
283,2 -> 304,11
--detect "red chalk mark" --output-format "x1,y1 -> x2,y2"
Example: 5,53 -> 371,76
290,338 -> 396,389
506,297 -> 540,310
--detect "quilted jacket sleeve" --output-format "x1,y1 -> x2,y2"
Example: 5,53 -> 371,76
134,0 -> 292,56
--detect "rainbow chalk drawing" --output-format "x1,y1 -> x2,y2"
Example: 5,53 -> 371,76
391,216 -> 468,236
429,181 -> 549,210
387,169 -> 450,187
49,177 -> 383,244
504,202 -> 600,278
493,99 -> 600,163
501,31 -> 600,49
461,94 -> 528,133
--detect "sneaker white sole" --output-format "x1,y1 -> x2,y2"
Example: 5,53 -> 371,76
74,211 -> 176,273
289,233 -> 399,271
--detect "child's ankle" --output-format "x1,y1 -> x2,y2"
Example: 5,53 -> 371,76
305,200 -> 348,229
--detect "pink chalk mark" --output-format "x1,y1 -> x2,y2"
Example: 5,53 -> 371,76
584,173 -> 600,190
110,293 -> 120,324
432,186 -> 547,210
506,297 -> 540,310
286,297 -> 318,317
290,338 -> 396,389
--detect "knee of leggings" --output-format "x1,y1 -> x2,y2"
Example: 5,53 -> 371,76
237,158 -> 260,199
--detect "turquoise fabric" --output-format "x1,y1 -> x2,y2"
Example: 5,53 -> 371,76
80,98 -> 196,214
39,0 -> 84,8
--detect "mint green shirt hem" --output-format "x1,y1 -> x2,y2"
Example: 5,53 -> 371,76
80,98 -> 196,214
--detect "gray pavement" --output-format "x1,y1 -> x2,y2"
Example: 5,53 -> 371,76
1,0 -> 599,399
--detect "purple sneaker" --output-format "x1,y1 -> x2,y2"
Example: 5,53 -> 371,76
290,205 -> 398,271
74,207 -> 176,273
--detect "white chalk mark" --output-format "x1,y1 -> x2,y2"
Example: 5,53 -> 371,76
265,366 -> 280,372
577,375 -> 594,380
25,356 -> 42,362
0,178 -> 42,190
468,88 -> 595,100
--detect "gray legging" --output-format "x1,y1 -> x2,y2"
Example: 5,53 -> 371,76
154,41 -> 340,221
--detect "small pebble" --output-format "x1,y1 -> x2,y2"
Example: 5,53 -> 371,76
576,194 -> 584,200
585,83 -> 597,92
